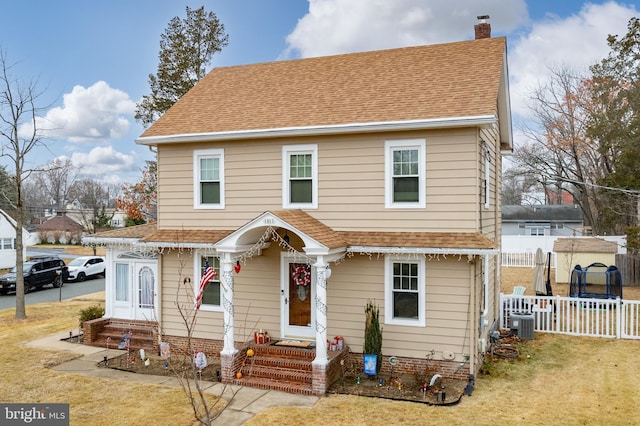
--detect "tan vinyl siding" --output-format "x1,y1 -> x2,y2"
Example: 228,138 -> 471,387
160,244 -> 474,359
157,128 -> 480,232
479,124 -> 499,240
159,245 -> 283,341
159,252 -> 223,339
327,255 -> 473,359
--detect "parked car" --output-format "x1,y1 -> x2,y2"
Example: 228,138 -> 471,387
0,256 -> 69,295
65,256 -> 106,282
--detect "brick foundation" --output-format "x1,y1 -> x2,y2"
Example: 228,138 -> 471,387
346,352 -> 471,381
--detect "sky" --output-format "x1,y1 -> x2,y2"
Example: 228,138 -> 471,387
0,0 -> 638,185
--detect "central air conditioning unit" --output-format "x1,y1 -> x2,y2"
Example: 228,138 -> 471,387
509,312 -> 534,340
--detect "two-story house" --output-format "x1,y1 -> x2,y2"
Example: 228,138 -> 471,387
85,20 -> 511,395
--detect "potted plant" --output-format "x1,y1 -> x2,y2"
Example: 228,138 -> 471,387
363,300 -> 382,377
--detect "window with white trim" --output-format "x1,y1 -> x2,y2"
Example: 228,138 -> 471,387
195,255 -> 221,310
115,263 -> 129,302
529,227 -> 545,236
283,145 -> 317,208
385,139 -> 426,208
194,149 -> 225,209
484,150 -> 491,209
384,256 -> 425,326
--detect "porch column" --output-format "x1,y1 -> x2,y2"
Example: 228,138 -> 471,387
313,258 -> 328,365
220,252 -> 237,356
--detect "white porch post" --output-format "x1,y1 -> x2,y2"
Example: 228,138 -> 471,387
313,258 -> 328,365
220,252 -> 237,355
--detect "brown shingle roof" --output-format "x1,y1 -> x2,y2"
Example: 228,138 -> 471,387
38,215 -> 83,232
140,229 -> 233,244
89,224 -> 157,239
86,212 -> 496,252
553,238 -> 618,254
270,210 -> 348,249
340,231 -> 496,249
140,37 -> 506,138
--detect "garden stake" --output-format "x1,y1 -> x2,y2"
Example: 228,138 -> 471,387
105,337 -> 111,366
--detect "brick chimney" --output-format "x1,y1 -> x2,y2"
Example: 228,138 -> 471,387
474,15 -> 491,39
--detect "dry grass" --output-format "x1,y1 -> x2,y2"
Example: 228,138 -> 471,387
0,301 -> 196,426
2,265 -> 640,425
247,337 -> 640,426
249,268 -> 640,425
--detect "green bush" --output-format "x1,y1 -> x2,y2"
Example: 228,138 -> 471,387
79,305 -> 105,326
364,300 -> 383,375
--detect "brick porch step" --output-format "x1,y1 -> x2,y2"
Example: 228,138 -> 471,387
96,324 -> 155,351
229,343 -> 316,395
230,376 -> 315,395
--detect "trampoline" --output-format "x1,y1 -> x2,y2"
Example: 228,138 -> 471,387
569,262 -> 622,299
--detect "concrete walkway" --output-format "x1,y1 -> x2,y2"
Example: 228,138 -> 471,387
25,332 -> 319,425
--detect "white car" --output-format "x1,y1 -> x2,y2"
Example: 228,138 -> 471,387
66,256 -> 106,282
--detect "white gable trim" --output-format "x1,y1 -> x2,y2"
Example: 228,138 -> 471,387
215,211 -> 329,254
136,115 -> 497,146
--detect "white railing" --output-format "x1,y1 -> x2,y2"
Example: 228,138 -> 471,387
501,251 -> 557,268
500,294 -> 640,340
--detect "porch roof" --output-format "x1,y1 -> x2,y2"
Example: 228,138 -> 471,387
84,211 -> 497,254
339,231 -> 496,250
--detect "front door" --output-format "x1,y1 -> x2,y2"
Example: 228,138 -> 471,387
281,256 -> 314,339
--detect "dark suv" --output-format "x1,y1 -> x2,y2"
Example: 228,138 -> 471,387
0,256 -> 69,295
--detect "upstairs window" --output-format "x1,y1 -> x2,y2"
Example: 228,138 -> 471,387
385,139 -> 426,208
283,145 -> 317,208
194,149 -> 225,209
484,150 -> 491,209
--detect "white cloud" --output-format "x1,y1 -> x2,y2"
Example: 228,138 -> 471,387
285,0 -> 637,124
56,146 -> 136,181
30,81 -> 136,143
509,1 -> 638,118
284,0 -> 528,58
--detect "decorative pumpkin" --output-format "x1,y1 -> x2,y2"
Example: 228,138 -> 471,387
236,371 -> 243,379
246,348 -> 255,357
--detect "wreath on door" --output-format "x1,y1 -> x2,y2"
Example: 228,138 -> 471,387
292,264 -> 311,301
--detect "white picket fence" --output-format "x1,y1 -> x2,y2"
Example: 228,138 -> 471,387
501,251 -> 557,268
500,294 -> 640,339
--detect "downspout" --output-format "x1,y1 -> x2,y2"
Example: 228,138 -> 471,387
481,254 -> 489,328
469,264 -> 477,376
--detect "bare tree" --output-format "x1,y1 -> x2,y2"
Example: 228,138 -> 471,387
514,66 -> 610,233
21,173 -> 51,223
68,178 -> 113,233
0,50 -> 51,319
37,157 -> 80,211
167,250 -> 241,425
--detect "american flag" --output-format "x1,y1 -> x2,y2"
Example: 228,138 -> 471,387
196,261 -> 216,309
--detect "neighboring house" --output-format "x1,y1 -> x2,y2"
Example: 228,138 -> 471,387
84,19 -> 511,395
0,210 -> 29,269
38,212 -> 84,244
502,204 -> 585,237
110,210 -> 127,228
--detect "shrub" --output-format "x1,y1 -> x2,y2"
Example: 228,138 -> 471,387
79,305 -> 105,326
364,300 -> 383,375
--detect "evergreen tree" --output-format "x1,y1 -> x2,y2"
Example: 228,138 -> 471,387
135,6 -> 229,127
364,300 -> 383,375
